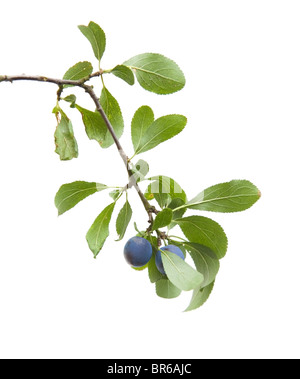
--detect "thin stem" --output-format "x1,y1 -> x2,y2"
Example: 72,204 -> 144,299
128,153 -> 137,162
0,73 -> 154,215
100,74 -> 105,88
168,235 -> 188,242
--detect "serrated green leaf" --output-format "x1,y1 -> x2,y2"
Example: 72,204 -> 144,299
134,114 -> 186,155
116,200 -> 132,241
184,281 -> 215,312
124,53 -> 185,94
149,175 -> 186,198
86,202 -> 115,258
161,250 -> 204,291
78,22 -> 106,62
111,65 -> 134,85
175,216 -> 228,259
152,208 -> 173,230
76,89 -> 123,149
100,87 -> 124,148
145,176 -> 187,208
184,242 -> 220,288
131,106 -> 155,152
55,181 -> 107,216
176,180 -> 261,213
155,278 -> 181,299
145,193 -> 166,208
63,61 -> 93,87
75,105 -> 107,143
54,109 -> 78,161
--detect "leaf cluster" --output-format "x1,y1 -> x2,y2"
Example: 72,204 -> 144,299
55,175 -> 260,310
51,22 -> 261,311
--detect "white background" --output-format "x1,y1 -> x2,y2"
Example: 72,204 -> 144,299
0,0 -> 299,359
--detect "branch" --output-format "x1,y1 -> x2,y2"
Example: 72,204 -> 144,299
0,74 -> 85,86
0,73 -> 154,214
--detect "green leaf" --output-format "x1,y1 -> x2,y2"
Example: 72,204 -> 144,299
131,263 -> 148,271
55,181 -> 107,216
147,238 -> 164,283
178,180 -> 261,213
54,108 -> 78,161
78,22 -> 106,62
134,114 -> 187,155
86,202 -> 115,258
75,104 -> 107,143
168,198 -> 186,230
96,183 -> 109,191
131,106 -> 155,152
76,89 -> 124,149
148,255 -> 164,283
109,189 -> 122,201
184,242 -> 220,288
123,53 -> 185,94
155,194 -> 170,209
145,176 -> 187,208
99,87 -> 124,148
161,250 -> 204,291
130,159 -> 149,183
144,192 -> 155,201
63,61 -> 93,87
152,208 -> 173,230
116,200 -> 132,241
149,176 -> 187,202
184,281 -> 215,312
175,216 -> 228,259
63,94 -> 77,108
111,65 -> 135,85
155,278 -> 181,299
